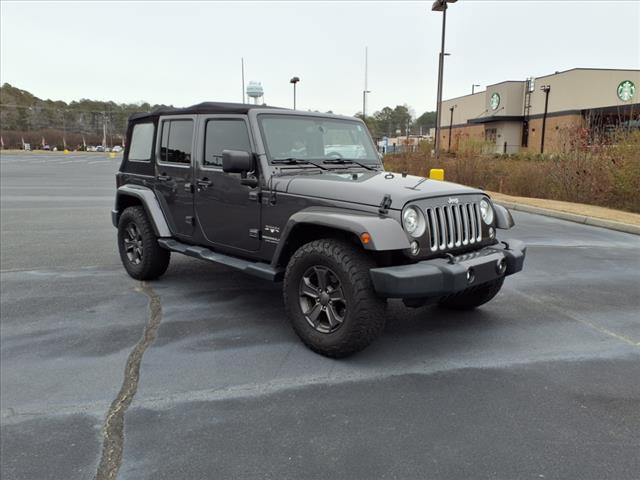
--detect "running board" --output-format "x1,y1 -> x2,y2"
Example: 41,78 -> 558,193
157,238 -> 284,282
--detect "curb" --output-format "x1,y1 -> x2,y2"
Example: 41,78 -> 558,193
495,200 -> 640,236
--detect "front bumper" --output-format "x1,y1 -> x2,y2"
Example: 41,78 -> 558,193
370,239 -> 526,299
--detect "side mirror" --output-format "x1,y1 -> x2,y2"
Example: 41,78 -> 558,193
222,150 -> 254,173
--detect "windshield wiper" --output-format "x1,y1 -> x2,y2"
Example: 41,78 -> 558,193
272,158 -> 329,170
322,158 -> 376,171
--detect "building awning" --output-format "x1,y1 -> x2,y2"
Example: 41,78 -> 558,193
468,115 -> 524,125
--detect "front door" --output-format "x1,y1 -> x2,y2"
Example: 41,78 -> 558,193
195,116 -> 261,252
154,116 -> 195,238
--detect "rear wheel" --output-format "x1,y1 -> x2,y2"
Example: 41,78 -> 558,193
117,206 -> 170,280
284,239 -> 386,358
438,277 -> 504,310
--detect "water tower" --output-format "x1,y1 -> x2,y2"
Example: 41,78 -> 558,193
246,81 -> 264,104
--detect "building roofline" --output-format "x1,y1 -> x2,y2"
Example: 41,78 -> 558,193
535,67 -> 640,80
486,80 -> 526,88
442,91 -> 485,103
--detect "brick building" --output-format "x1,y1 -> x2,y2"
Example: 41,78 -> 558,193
439,68 -> 640,154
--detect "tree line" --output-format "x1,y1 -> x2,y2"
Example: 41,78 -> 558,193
357,105 -> 436,139
0,83 -> 436,149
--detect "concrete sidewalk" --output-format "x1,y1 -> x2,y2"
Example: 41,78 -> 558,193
490,192 -> 640,235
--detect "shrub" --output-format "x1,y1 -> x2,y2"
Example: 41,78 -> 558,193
383,127 -> 640,213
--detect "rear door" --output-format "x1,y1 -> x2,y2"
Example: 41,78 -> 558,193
154,116 -> 196,238
195,115 -> 261,252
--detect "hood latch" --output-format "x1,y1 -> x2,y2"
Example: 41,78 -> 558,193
378,194 -> 392,215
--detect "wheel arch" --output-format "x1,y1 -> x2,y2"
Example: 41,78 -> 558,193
113,185 -> 171,237
272,207 -> 410,268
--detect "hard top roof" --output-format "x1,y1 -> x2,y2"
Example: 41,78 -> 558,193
129,102 -> 285,121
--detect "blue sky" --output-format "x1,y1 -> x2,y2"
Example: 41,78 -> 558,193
1,1 -> 638,116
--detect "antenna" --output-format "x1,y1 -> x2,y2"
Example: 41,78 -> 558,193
364,46 -> 368,92
241,57 -> 246,103
362,47 -> 371,119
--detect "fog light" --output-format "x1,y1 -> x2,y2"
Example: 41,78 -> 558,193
489,227 -> 495,239
466,268 -> 475,284
496,258 -> 507,274
410,240 -> 420,256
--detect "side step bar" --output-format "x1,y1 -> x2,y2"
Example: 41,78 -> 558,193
158,238 -> 284,282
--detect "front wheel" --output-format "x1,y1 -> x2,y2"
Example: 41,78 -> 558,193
438,277 -> 504,310
283,239 -> 386,358
117,206 -> 170,280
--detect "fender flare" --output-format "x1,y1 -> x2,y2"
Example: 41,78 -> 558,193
113,184 -> 171,237
272,207 -> 410,266
493,203 -> 515,229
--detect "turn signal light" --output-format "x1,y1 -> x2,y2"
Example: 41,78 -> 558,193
360,232 -> 371,245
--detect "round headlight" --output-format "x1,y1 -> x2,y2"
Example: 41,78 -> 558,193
480,198 -> 494,225
402,207 -> 426,237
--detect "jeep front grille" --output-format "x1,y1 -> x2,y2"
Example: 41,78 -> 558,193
426,203 -> 482,252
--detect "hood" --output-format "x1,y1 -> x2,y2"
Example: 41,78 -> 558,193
274,170 -> 482,209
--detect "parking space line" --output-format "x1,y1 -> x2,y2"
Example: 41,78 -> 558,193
511,289 -> 640,347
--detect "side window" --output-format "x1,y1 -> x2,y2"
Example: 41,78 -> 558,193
159,120 -> 193,164
204,119 -> 251,167
128,123 -> 154,161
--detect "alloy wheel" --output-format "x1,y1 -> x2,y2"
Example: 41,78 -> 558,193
123,222 -> 144,265
299,265 -> 346,334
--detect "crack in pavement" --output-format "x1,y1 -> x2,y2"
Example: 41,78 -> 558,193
94,282 -> 162,480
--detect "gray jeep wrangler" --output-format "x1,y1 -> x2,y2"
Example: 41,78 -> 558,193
112,102 -> 525,357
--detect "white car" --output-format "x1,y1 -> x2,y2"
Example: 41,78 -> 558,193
112,145 -> 123,153
324,144 -> 367,159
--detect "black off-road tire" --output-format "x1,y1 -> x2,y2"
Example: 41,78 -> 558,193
438,277 -> 504,311
283,239 -> 386,358
117,206 -> 170,280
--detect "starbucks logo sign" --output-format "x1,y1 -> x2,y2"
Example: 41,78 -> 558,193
490,92 -> 500,110
617,80 -> 635,102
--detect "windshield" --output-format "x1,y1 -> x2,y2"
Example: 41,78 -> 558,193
258,114 -> 380,166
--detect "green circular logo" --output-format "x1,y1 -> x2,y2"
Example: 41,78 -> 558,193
490,93 -> 500,110
617,80 -> 635,102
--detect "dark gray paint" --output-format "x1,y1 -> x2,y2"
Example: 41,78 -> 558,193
114,109 -> 500,272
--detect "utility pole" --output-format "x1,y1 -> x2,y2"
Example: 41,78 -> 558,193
102,112 -> 107,148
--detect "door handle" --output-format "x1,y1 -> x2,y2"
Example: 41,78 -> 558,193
196,178 -> 212,189
157,174 -> 172,181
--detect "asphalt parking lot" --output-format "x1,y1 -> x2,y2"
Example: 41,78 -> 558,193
1,151 -> 639,480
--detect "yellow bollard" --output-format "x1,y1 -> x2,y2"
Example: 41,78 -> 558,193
429,168 -> 444,181
63,149 -> 69,154
109,152 -> 116,158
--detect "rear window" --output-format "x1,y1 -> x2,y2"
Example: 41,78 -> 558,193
159,120 -> 194,164
128,123 -> 154,161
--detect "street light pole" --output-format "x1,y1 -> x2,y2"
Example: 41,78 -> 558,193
540,85 -> 551,154
448,105 -> 456,152
432,0 -> 456,160
290,76 -> 300,109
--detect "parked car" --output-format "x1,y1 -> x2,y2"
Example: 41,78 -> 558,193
87,146 -> 97,152
112,102 -> 525,357
96,146 -> 105,152
112,145 -> 123,153
42,144 -> 51,151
